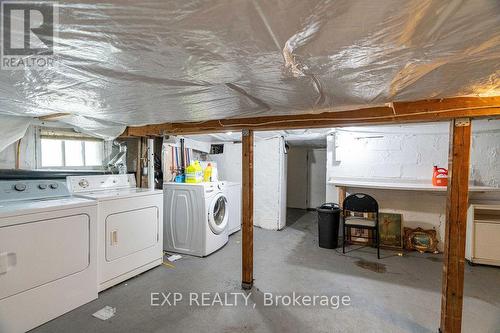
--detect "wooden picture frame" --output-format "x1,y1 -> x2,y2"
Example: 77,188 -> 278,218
346,212 -> 376,245
348,228 -> 373,245
378,213 -> 403,249
404,227 -> 439,253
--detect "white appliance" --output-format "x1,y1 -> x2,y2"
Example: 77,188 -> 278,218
67,174 -> 163,292
0,179 -> 98,333
466,204 -> 500,266
223,181 -> 242,235
164,182 -> 229,257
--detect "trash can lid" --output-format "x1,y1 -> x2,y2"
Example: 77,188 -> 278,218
317,203 -> 340,212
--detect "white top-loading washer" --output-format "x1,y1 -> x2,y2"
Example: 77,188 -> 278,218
164,182 -> 229,257
67,174 -> 163,291
0,179 -> 98,333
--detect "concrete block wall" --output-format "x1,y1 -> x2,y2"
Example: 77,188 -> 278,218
326,119 -> 500,250
209,137 -> 287,230
471,127 -> 500,187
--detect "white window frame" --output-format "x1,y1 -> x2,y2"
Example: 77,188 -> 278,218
36,127 -> 107,170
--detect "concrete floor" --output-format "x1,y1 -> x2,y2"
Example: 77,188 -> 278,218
34,209 -> 500,333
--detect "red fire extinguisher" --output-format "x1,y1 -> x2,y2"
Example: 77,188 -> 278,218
432,166 -> 448,186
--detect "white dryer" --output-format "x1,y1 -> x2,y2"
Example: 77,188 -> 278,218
222,181 -> 242,235
164,182 -> 228,257
67,174 -> 163,292
0,179 -> 98,333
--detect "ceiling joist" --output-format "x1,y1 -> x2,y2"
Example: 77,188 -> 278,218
123,96 -> 500,137
37,113 -> 72,121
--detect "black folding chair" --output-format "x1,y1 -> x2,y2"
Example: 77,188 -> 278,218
342,193 -> 380,259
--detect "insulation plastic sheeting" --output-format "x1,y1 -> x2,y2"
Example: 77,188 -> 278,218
0,0 -> 499,149
0,115 -> 32,152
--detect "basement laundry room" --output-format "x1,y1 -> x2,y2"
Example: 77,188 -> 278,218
0,1 -> 499,333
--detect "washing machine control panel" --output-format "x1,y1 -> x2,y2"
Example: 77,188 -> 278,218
0,179 -> 70,202
66,174 -> 136,193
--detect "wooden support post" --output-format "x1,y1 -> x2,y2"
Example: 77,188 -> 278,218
440,118 -> 472,333
135,138 -> 142,187
241,129 -> 254,290
338,185 -> 348,243
140,137 -> 148,187
338,186 -> 346,208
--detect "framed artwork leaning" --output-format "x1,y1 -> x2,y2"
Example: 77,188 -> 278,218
378,213 -> 403,249
404,227 -> 439,253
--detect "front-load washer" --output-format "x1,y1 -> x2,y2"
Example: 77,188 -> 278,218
164,182 -> 228,257
221,181 -> 242,235
0,179 -> 98,333
67,174 -> 163,292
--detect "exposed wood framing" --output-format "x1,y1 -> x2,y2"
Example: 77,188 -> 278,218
241,129 -> 254,290
122,97 -> 500,136
120,96 -> 498,329
15,139 -> 21,169
139,138 -> 148,187
337,186 -> 346,208
135,138 -> 142,187
440,118 -> 472,333
37,113 -> 71,121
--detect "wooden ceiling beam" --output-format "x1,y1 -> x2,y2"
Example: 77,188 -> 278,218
37,113 -> 72,121
393,96 -> 500,114
122,96 -> 500,137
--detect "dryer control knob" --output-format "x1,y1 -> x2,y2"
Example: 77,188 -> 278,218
79,179 -> 89,188
50,183 -> 59,189
14,183 -> 26,191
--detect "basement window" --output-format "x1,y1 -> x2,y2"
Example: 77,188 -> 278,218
210,144 -> 224,154
39,128 -> 104,168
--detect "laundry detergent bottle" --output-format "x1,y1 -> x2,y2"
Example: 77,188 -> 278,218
185,162 -> 197,183
194,160 -> 203,183
203,163 -> 213,182
432,165 -> 448,186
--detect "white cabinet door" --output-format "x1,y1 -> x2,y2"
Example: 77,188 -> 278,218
0,215 -> 89,299
475,222 -> 500,261
105,207 -> 159,262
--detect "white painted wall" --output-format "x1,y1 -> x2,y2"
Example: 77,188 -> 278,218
279,143 -> 287,230
471,126 -> 500,187
209,136 -> 287,230
326,119 -> 500,250
210,143 -> 242,184
287,147 -> 326,209
308,148 -> 326,208
287,147 -> 308,209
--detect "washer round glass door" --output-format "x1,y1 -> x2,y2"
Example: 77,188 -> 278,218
208,193 -> 228,234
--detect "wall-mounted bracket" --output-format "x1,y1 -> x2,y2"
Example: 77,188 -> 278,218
455,118 -> 470,127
